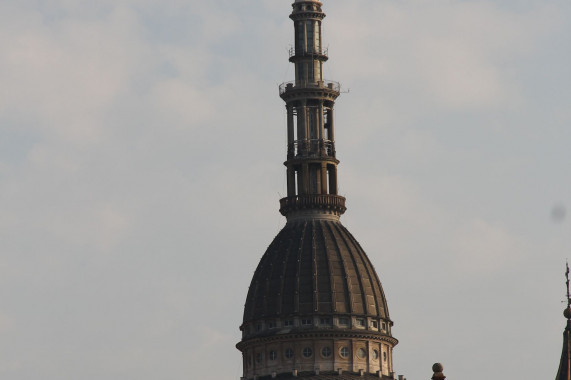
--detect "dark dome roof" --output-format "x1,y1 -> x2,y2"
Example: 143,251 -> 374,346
243,219 -> 390,323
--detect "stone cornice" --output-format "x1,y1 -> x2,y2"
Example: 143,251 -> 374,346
237,329 -> 399,351
290,12 -> 326,22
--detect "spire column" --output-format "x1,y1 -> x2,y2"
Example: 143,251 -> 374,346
328,105 -> 335,142
320,162 -> 328,194
287,105 -> 295,145
279,0 -> 345,220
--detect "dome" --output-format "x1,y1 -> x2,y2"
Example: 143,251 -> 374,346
243,219 -> 390,325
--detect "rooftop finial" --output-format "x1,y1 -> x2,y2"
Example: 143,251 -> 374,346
431,363 -> 446,380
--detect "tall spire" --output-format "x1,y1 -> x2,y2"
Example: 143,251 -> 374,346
237,3 -> 398,379
556,262 -> 571,380
278,0 -> 346,222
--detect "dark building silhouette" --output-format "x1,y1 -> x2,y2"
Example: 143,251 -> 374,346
557,310 -> 571,380
556,265 -> 571,380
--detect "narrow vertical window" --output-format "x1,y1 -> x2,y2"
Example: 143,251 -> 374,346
315,21 -> 321,52
297,22 -> 305,52
307,21 -> 314,53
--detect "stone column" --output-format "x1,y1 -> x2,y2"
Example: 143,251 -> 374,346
298,101 -> 307,141
328,106 -> 335,142
328,165 -> 338,195
302,163 -> 309,195
297,170 -> 304,196
318,100 -> 324,140
288,166 -> 296,196
321,163 -> 328,194
287,104 -> 295,144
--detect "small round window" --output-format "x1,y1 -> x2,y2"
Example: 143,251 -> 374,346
372,350 -> 379,360
357,348 -> 367,359
302,347 -> 313,358
269,350 -> 277,361
285,348 -> 294,359
321,347 -> 332,358
339,346 -> 350,358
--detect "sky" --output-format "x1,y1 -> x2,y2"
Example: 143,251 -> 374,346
0,0 -> 570,379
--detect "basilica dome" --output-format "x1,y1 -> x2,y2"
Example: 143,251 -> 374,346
243,219 -> 391,327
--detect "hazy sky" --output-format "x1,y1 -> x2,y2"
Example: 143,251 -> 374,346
1,1 -> 570,379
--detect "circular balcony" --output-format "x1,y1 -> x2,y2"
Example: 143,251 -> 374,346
287,139 -> 335,160
279,80 -> 340,96
279,194 -> 346,217
288,47 -> 329,62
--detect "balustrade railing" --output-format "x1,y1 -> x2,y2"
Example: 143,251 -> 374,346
279,80 -> 341,95
279,194 -> 346,216
288,139 -> 334,159
289,47 -> 329,58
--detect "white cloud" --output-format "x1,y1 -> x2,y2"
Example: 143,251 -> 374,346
448,218 -> 522,276
0,5 -> 147,143
327,0 -> 561,114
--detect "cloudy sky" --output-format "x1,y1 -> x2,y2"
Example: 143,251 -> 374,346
0,0 -> 570,379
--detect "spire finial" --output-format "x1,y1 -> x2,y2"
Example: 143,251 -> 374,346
566,261 -> 570,305
564,261 -> 571,320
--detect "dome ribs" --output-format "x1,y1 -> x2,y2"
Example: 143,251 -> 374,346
331,222 -> 367,316
344,228 -> 384,318
311,221 -> 319,312
370,261 -> 390,320
244,232 -> 277,320
254,227 -> 285,318
318,220 -> 338,313
343,229 -> 390,319
272,223 -> 297,316
323,221 -> 352,314
315,220 -> 333,313
283,222 -> 306,315
298,221 -> 313,314
242,221 -> 391,324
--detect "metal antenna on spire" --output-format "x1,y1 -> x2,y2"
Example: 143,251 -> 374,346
566,260 -> 570,309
